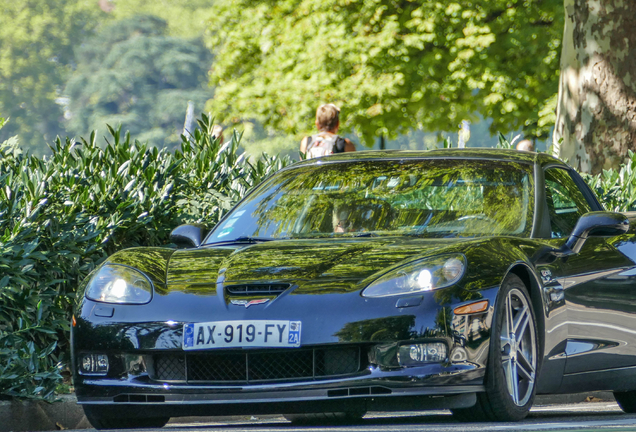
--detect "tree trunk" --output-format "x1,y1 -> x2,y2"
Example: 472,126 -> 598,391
553,0 -> 636,174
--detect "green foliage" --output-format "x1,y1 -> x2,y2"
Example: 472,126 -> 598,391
64,15 -> 212,150
0,114 -> 291,399
239,121 -> 301,160
0,0 -> 219,155
0,0 -> 104,153
582,150 -> 636,212
495,132 -> 521,150
206,0 -> 563,146
109,0 -> 216,37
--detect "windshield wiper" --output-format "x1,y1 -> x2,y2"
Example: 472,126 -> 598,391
206,236 -> 277,246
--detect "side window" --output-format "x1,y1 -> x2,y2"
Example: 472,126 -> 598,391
544,168 -> 593,238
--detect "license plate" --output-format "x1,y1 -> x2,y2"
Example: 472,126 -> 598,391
182,320 -> 301,350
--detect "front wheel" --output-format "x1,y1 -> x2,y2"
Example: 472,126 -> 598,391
452,273 -> 539,421
83,405 -> 170,430
614,391 -> 636,413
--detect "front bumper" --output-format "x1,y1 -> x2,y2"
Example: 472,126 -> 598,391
76,361 -> 484,416
73,286 -> 498,416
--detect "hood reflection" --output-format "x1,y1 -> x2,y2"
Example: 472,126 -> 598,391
162,237 -> 462,295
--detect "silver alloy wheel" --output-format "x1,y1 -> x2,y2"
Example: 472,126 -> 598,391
500,288 -> 537,406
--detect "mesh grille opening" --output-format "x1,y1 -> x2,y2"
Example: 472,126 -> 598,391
151,346 -> 366,383
249,350 -> 314,380
189,352 -> 246,381
155,354 -> 186,381
316,348 -> 360,376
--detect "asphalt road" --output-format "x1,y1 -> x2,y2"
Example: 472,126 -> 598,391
70,402 -> 636,432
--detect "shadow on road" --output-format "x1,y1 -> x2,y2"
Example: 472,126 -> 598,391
165,403 -> 635,431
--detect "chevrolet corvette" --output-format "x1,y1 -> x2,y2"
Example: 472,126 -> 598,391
71,149 -> 636,428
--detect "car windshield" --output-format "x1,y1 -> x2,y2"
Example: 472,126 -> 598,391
205,159 -> 534,243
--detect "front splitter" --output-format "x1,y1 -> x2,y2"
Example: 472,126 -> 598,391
77,386 -> 481,418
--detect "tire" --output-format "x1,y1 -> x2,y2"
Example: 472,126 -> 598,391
614,391 -> 636,413
83,405 -> 170,430
284,411 -> 366,424
452,273 -> 539,422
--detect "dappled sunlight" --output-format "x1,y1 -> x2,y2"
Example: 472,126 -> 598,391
206,159 -> 534,242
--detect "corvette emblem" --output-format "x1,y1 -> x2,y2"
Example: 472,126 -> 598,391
230,299 -> 270,308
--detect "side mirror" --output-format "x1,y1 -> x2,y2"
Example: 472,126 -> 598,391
559,211 -> 629,255
170,224 -> 208,248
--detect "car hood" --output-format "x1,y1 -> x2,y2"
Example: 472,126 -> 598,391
164,237 -> 466,295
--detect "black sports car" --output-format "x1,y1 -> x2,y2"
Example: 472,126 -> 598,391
72,149 -> 636,428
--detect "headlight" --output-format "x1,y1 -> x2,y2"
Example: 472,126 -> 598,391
362,254 -> 466,298
85,264 -> 153,304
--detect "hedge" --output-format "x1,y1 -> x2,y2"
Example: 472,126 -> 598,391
0,115 -> 290,399
582,150 -> 636,213
0,120 -> 634,400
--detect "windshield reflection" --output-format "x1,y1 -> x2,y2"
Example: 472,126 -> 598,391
205,160 -> 534,243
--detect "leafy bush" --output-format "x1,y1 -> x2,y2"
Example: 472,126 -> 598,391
0,115 -> 290,399
582,150 -> 636,212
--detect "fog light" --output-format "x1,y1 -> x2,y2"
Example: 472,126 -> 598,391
82,355 -> 92,371
398,342 -> 447,366
79,354 -> 109,375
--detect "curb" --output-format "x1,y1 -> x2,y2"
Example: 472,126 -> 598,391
534,391 -> 614,405
0,391 -> 616,432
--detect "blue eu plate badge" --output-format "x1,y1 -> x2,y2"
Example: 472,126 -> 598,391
183,323 -> 195,348
288,321 -> 301,345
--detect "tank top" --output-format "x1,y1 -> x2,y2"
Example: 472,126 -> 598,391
305,132 -> 346,159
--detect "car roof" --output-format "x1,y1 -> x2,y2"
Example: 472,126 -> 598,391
290,148 -> 568,170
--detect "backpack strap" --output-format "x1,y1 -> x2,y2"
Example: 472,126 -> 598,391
334,136 -> 346,153
306,133 -> 341,158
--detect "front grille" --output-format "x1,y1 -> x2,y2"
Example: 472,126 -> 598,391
249,349 -> 314,381
189,352 -> 246,381
155,354 -> 186,381
150,346 -> 365,383
315,347 -> 359,376
225,283 -> 290,295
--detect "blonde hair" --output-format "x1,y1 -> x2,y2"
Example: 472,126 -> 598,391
316,103 -> 340,131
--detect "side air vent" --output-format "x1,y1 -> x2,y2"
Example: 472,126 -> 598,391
226,284 -> 290,295
327,387 -> 392,397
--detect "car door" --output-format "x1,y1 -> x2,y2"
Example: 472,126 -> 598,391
543,167 -> 636,378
